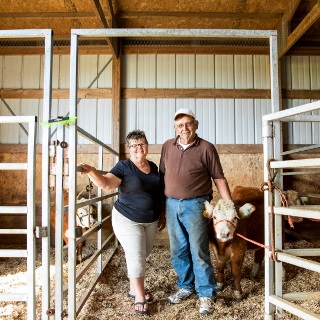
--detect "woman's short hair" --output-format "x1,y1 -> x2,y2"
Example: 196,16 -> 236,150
126,130 -> 148,146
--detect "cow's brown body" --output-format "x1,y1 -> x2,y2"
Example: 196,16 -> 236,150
50,191 -> 96,263
208,186 -> 265,300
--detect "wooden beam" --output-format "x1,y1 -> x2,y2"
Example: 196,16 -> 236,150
279,2 -> 320,58
105,0 -> 116,27
0,143 -> 264,155
1,88 -> 320,100
0,44 -> 271,56
283,0 -> 301,22
282,89 -> 320,100
91,0 -> 118,57
117,11 -> 282,20
112,55 -> 121,155
0,12 -> 96,18
3,144 -> 320,155
279,0 -> 301,52
0,88 -> 112,99
122,88 -> 271,99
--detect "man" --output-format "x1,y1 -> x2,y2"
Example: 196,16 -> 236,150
159,108 -> 234,315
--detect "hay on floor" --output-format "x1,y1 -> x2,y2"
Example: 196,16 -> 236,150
0,240 -> 320,319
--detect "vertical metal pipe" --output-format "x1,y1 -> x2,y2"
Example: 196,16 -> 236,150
41,30 -> 53,320
68,32 -> 79,320
270,33 -> 284,318
263,119 -> 275,320
55,126 -> 65,319
97,146 -> 103,274
27,118 -> 37,320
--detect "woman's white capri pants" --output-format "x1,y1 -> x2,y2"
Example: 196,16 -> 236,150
112,207 -> 158,278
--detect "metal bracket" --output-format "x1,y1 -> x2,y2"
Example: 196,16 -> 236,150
97,222 -> 102,230
66,226 -> 83,239
46,308 -> 55,316
45,308 -> 67,318
35,226 -> 48,238
75,226 -> 83,238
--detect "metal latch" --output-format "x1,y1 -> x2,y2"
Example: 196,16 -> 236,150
35,226 -> 48,238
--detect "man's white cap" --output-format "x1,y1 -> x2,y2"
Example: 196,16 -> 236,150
174,108 -> 196,120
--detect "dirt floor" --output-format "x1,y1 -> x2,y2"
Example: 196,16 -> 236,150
0,240 -> 320,320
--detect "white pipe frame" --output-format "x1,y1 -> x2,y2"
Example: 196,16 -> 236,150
263,98 -> 320,320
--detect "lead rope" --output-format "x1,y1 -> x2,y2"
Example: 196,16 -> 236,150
259,159 -> 288,262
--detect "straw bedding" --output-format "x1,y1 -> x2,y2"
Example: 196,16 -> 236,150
0,240 -> 319,319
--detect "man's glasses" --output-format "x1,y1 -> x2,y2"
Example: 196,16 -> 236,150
175,121 -> 195,129
129,143 -> 147,149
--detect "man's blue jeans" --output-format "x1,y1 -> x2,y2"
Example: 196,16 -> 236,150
166,196 -> 216,298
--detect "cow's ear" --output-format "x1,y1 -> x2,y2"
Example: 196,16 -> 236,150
203,200 -> 213,218
300,196 -> 308,205
238,203 -> 256,219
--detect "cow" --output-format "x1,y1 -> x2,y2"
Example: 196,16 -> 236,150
204,186 -> 308,301
203,186 -> 265,301
50,191 -> 97,264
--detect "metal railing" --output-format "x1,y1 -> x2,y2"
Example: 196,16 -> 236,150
0,116 -> 37,319
263,100 -> 320,320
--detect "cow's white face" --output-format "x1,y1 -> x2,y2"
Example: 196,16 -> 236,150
76,198 -> 97,228
204,199 -> 255,242
212,199 -> 239,242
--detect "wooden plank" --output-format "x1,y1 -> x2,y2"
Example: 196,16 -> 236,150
0,45 -> 271,56
123,88 -> 270,98
283,0 -> 301,21
112,56 -> 121,154
284,89 -> 320,99
91,0 -> 118,57
0,142 -> 266,156
1,88 -> 320,99
279,2 -> 320,58
117,11 -> 283,20
1,45 -> 318,56
105,0 -> 116,28
0,12 -> 96,18
0,88 -> 112,99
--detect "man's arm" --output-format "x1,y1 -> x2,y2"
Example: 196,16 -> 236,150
213,178 -> 232,200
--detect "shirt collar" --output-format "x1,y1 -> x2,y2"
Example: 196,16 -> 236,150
173,134 -> 200,146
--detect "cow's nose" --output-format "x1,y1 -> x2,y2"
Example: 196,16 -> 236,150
220,231 -> 230,239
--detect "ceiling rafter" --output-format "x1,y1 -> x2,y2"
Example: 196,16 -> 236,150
0,0 -> 318,55
283,0 -> 302,22
279,0 -> 301,52
279,1 -> 320,58
105,0 -> 116,27
91,0 -> 118,57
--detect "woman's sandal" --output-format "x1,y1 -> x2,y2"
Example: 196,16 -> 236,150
128,291 -> 153,303
134,301 -> 148,315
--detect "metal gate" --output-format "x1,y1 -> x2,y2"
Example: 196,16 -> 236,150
0,29 -> 52,320
0,116 -> 37,319
263,100 -> 320,319
43,121 -> 119,319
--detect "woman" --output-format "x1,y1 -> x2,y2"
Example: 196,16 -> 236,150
78,130 -> 165,315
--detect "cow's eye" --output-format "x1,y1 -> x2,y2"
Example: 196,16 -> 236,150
212,215 -> 217,220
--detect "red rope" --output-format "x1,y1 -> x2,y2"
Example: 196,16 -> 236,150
235,232 -> 280,252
